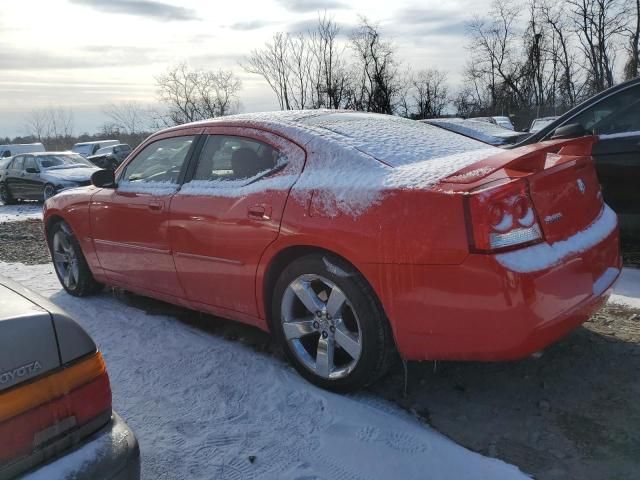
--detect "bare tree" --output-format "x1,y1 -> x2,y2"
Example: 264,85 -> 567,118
348,17 -> 400,114
409,69 -> 449,119
103,101 -> 150,135
24,107 -> 74,150
310,14 -> 351,109
243,33 -> 294,110
466,0 -> 526,112
24,110 -> 48,142
624,0 -> 640,80
567,0 -> 628,93
539,0 -> 579,105
155,64 -> 241,126
243,15 -> 351,110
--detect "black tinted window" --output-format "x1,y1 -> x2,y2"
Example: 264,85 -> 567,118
569,85 -> 640,135
192,135 -> 281,182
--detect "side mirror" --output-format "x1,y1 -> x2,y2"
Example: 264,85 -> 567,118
91,169 -> 116,188
25,167 -> 39,174
551,123 -> 588,140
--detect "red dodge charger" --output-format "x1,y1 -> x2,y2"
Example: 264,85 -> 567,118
43,111 -> 621,391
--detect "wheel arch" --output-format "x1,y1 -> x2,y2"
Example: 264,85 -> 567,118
260,245 -> 396,346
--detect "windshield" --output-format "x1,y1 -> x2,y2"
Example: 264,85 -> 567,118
36,154 -> 94,170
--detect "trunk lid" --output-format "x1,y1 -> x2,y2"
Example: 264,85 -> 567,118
444,137 -> 605,244
0,284 -> 60,393
527,154 -> 603,243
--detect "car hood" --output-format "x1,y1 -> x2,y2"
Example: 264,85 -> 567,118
42,167 -> 99,182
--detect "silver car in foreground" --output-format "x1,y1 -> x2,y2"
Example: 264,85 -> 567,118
0,277 -> 139,479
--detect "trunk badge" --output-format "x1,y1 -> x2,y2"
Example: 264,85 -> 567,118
577,178 -> 586,194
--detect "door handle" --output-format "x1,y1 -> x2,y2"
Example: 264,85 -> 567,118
148,200 -> 164,211
248,204 -> 272,220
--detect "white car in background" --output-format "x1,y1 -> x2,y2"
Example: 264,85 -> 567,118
529,116 -> 559,133
492,116 -> 515,130
0,143 -> 45,158
71,140 -> 120,158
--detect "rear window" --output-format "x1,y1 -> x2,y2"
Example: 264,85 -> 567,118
301,113 -> 494,166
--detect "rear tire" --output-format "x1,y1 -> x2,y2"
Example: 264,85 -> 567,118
48,220 -> 102,296
0,183 -> 17,205
272,253 -> 395,392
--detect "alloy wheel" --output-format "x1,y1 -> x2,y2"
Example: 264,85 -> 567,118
52,228 -> 79,290
43,185 -> 56,200
281,274 -> 362,379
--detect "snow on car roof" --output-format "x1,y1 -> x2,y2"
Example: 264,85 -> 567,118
168,111 -> 500,218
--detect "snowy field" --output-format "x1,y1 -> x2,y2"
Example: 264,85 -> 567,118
0,261 -> 528,480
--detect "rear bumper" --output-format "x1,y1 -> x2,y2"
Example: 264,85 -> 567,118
24,412 -> 140,480
364,216 -> 621,361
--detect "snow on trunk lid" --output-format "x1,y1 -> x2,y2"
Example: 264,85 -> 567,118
527,154 -> 604,244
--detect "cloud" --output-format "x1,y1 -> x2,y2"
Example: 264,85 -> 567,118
286,18 -> 354,36
388,7 -> 471,38
0,45 -> 160,70
70,0 -> 199,21
276,0 -> 348,13
229,20 -> 277,31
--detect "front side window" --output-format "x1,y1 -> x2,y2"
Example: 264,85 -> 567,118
191,135 -> 283,183
567,85 -> 640,136
119,136 -> 194,187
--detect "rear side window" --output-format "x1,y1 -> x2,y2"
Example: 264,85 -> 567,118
191,135 -> 282,182
24,156 -> 37,171
120,136 -> 195,185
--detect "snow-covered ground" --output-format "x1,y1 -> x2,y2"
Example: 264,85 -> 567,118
0,202 -> 43,222
0,262 -> 527,480
609,267 -> 640,309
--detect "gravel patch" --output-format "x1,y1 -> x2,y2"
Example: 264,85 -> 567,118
0,219 -> 50,264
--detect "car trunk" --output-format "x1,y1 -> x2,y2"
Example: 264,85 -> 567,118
527,154 -> 604,243
0,279 -> 111,479
0,290 -> 60,393
447,137 -> 606,244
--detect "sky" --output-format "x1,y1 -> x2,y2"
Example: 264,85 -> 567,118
0,0 -> 494,138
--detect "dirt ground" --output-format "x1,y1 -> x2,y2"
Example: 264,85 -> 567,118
1,218 -> 639,480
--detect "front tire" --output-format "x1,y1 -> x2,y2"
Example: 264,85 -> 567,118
43,183 -> 57,201
272,254 -> 395,392
49,220 -> 102,296
0,183 -> 17,205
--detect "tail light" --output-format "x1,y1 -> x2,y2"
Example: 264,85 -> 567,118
0,352 -> 111,468
465,179 -> 544,253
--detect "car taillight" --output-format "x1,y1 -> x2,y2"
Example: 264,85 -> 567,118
0,352 -> 111,467
465,179 -> 543,253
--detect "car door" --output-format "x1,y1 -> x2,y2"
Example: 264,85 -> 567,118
552,83 -> 640,237
169,127 -> 306,322
6,156 -> 24,197
22,155 -> 43,199
90,132 -> 200,298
